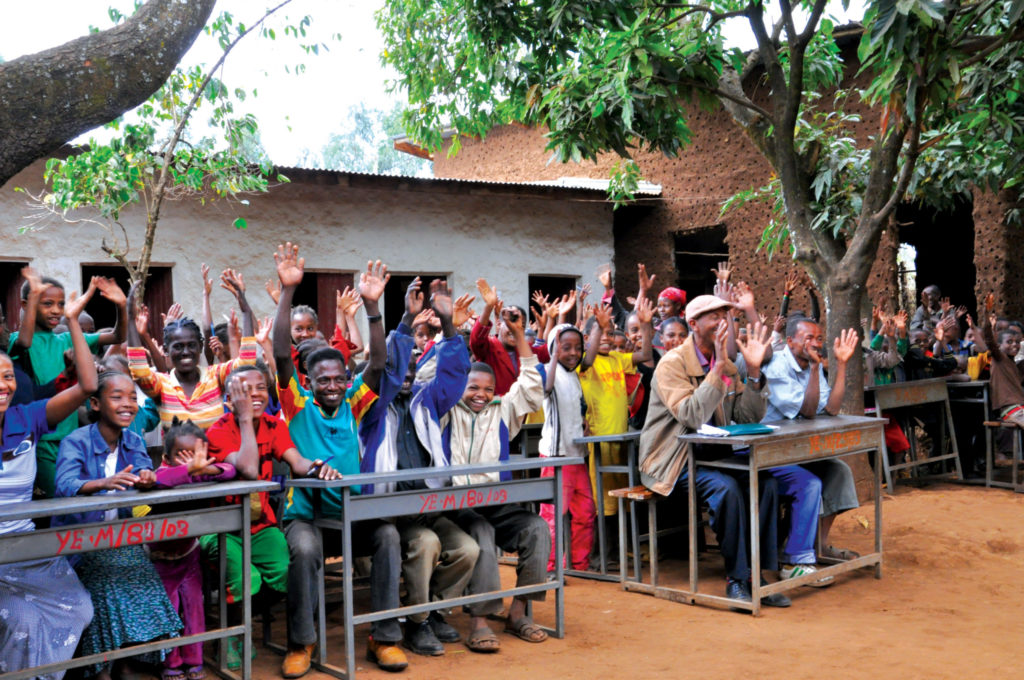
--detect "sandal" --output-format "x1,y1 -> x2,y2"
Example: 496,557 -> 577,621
504,617 -> 548,643
186,667 -> 205,680
821,545 -> 860,561
465,626 -> 501,653
161,669 -> 186,680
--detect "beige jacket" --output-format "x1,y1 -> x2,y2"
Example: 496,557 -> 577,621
639,335 -> 767,496
443,353 -> 544,485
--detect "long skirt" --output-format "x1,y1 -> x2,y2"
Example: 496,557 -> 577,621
0,556 -> 94,680
75,545 -> 183,677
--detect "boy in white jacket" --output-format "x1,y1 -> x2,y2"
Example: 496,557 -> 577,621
444,307 -> 549,652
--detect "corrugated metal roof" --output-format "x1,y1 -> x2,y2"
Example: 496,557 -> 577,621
274,165 -> 662,197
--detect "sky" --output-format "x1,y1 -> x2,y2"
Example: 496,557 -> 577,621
0,0 -> 867,168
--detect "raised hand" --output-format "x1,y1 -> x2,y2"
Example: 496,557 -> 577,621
21,266 -> 44,298
594,302 -> 613,331
531,290 -> 549,310
227,308 -> 241,346
359,260 -> 390,304
637,263 -> 656,294
337,287 -> 362,317
429,279 -> 453,319
475,278 -> 498,308
773,314 -> 786,334
274,242 -> 304,288
734,280 -> 755,310
954,305 -> 967,319
833,328 -> 859,364
579,283 -> 592,302
596,264 -> 613,290
636,294 -> 654,324
783,270 -> 799,295
255,316 -> 273,345
161,302 -> 183,328
736,321 -> 771,369
209,335 -> 225,358
135,304 -> 151,337
711,261 -> 731,283
93,276 -> 126,306
405,276 -> 424,314
556,290 -> 577,317
186,439 -> 214,475
501,306 -> 525,335
202,263 -> 213,297
965,314 -> 975,329
453,294 -> 476,328
934,324 -> 945,343
220,268 -> 246,299
939,297 -> 952,315
984,292 -> 995,313
412,308 -> 437,329
64,282 -> 97,322
713,279 -> 735,303
894,309 -> 908,331
265,278 -> 281,305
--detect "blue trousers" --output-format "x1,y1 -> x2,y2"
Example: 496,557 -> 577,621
770,465 -> 822,565
683,465 -> 779,581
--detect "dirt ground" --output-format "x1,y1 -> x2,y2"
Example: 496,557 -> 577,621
244,483 -> 1024,680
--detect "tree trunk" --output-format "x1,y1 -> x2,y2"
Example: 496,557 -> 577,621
0,0 -> 217,188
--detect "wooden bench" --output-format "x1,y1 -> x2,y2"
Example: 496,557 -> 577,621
982,421 -> 1024,492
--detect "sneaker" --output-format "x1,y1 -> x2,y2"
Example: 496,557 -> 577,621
427,611 -> 460,643
757,578 -> 791,608
403,620 -> 444,656
780,563 -> 835,588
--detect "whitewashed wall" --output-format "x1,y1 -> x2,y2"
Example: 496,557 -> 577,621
1,160 -> 614,332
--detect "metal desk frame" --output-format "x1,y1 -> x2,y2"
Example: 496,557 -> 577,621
945,380 -> 997,486
286,456 -> 577,679
865,377 -> 963,489
0,480 -> 277,680
571,431 -> 641,582
622,416 -> 884,616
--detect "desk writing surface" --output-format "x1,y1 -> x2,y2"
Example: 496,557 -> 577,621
0,480 -> 278,523
572,431 -> 641,445
676,414 -> 882,446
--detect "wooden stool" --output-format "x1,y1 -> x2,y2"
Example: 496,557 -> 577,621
982,421 -> 1024,492
608,486 -> 657,587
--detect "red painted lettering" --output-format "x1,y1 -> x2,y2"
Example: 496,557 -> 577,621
176,520 -> 189,537
56,530 -> 75,554
89,525 -> 115,548
419,494 -> 434,513
70,530 -> 83,551
126,522 -> 144,545
442,494 -> 455,510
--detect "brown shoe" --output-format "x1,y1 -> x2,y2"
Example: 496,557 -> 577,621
281,644 -> 315,679
367,636 -> 409,673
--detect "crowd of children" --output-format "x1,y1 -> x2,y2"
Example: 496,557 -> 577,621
2,249 -> 1022,680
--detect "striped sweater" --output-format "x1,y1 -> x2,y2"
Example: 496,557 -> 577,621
127,338 -> 258,430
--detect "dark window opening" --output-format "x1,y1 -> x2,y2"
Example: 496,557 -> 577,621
81,265 -> 172,340
673,225 -> 729,302
0,261 -> 30,333
527,275 -> 578,325
384,273 -> 448,332
895,196 -> 975,320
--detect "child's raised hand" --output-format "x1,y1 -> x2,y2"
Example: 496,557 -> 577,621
556,290 -> 577,317
187,439 -> 214,475
161,302 -> 183,328
773,314 -> 786,334
594,302 -> 613,330
104,464 -> 140,491
430,279 -> 454,320
64,285 -> 95,323
579,282 -> 592,302
403,276 -> 424,315
20,266 -> 44,298
475,278 -> 498,308
939,296 -> 952,315
501,306 -> 525,335
274,242 -> 305,288
783,270 -> 800,294
201,263 -> 213,297
955,305 -> 967,319
734,280 -> 755,310
636,294 -> 654,324
531,290 -> 549,309
93,276 -> 126,306
412,309 -> 436,330
209,335 -> 224,358
265,278 -> 281,305
220,268 -> 246,299
965,313 -> 975,329
452,294 -> 476,328
711,260 -> 731,283
337,287 -> 362,317
359,260 -> 390,303
596,263 -> 613,290
637,263 -> 656,294
227,309 -> 241,345
895,309 -> 908,330
255,316 -> 273,345
135,304 -> 151,337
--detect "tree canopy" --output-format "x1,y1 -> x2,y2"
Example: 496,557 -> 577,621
379,0 -> 1024,407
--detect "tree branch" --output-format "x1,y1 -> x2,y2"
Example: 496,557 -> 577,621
0,0 -> 217,188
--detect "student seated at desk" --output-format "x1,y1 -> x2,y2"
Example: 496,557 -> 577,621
55,370 -> 182,680
359,277 -> 478,659
0,292 -> 97,678
978,293 -> 1024,468
270,246 -> 406,676
761,316 -> 862,582
201,361 -> 341,670
638,295 -> 790,608
445,306 -> 549,652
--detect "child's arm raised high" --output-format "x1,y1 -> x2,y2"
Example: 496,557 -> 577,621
44,282 -> 100,427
